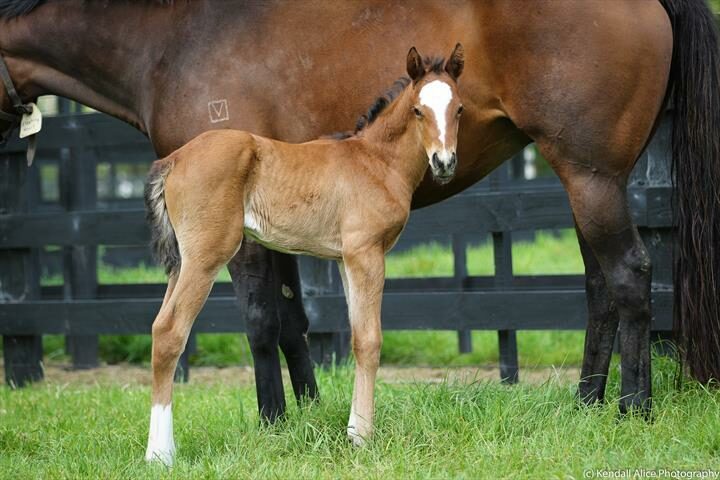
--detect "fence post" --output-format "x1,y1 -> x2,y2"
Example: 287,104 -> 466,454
174,333 -> 195,383
59,109 -> 100,369
493,231 -> 519,384
1,151 -> 44,387
631,113 -> 674,354
491,164 -> 519,384
301,257 -> 349,367
453,234 -> 472,353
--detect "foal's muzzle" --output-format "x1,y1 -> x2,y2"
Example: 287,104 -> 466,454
430,151 -> 457,184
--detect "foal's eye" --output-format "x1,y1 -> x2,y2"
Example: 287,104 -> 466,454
413,107 -> 423,118
457,105 -> 464,116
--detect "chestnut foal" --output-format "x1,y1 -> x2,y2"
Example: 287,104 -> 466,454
143,44 -> 464,464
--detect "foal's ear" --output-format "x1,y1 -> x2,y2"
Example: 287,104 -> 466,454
407,46 -> 424,81
445,43 -> 464,80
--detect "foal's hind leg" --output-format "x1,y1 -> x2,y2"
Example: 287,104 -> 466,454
575,222 -> 620,405
145,263 -> 218,465
146,238 -> 243,465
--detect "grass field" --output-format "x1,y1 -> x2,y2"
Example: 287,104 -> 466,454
32,229 -> 586,368
1,357 -> 719,479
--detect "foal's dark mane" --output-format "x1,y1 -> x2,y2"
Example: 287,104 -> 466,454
0,0 -> 173,18
328,56 -> 446,140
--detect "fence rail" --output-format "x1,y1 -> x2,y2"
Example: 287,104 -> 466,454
0,107 -> 675,386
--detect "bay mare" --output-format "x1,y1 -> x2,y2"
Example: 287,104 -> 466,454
143,46 -> 464,464
0,0 -> 719,438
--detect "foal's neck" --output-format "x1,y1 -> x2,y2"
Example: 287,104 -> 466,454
358,90 -> 428,197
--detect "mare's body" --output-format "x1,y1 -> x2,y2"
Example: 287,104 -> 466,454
0,0 -> 718,429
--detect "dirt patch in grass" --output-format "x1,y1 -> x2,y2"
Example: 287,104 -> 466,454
3,362 -> 581,387
377,365 -> 580,385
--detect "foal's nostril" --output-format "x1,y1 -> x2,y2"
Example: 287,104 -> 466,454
449,153 -> 457,170
431,152 -> 441,171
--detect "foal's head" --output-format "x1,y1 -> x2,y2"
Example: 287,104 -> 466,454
407,43 -> 464,184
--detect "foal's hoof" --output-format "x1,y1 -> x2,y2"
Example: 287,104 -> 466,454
145,447 -> 175,467
347,426 -> 368,447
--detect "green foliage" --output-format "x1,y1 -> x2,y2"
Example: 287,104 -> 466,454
190,334 -> 254,367
41,262 -> 232,286
385,229 -> 583,278
381,330 -> 584,367
100,335 -> 153,364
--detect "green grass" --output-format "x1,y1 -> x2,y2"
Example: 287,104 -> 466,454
1,358 -> 718,479
33,230 -> 586,368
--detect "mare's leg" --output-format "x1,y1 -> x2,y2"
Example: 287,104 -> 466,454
498,0 -> 668,413
556,169 -> 652,414
274,252 -> 319,403
339,247 -> 384,445
227,242 -> 286,422
575,222 -> 620,405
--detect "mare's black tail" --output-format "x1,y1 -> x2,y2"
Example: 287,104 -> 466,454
659,0 -> 720,383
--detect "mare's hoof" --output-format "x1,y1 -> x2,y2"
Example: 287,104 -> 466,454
618,395 -> 652,420
259,407 -> 287,426
575,387 -> 605,408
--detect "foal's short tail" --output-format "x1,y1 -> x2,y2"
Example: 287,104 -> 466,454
659,0 -> 720,383
144,158 -> 181,277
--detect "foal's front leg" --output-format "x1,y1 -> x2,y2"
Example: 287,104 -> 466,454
339,246 -> 385,446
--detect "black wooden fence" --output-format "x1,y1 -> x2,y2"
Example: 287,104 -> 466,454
0,107 -> 674,387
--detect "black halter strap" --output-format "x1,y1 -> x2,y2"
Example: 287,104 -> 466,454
0,53 -> 38,163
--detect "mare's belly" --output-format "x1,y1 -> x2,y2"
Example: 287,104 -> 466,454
243,209 -> 341,259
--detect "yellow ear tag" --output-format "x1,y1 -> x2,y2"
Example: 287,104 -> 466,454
19,102 -> 42,139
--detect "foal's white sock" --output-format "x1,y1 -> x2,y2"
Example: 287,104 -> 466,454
145,404 -> 175,466
347,403 -> 365,446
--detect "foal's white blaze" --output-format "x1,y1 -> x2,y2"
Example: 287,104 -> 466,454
146,404 -> 175,466
419,80 -> 453,146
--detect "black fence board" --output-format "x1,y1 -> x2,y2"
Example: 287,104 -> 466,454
0,209 -> 149,247
0,186 -> 671,248
0,289 -> 673,335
